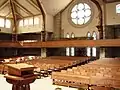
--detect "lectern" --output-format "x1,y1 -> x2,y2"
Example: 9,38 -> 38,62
4,63 -> 37,90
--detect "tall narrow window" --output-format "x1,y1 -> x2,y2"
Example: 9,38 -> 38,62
34,17 -> 39,25
19,20 -> 24,27
24,19 -> 29,26
116,4 -> 120,14
86,32 -> 91,56
66,33 -> 70,56
5,19 -> 11,28
71,33 -> 75,56
92,31 -> 97,57
0,18 -> 4,27
29,18 -> 33,25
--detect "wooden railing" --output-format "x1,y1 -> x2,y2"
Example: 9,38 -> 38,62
0,39 -> 120,48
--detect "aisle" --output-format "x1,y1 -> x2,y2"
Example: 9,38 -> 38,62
0,75 -> 77,90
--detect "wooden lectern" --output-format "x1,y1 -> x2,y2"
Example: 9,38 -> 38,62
4,63 -> 37,90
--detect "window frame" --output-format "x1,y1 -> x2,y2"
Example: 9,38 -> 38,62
66,33 -> 70,56
0,18 -> 5,27
86,31 -> 91,56
5,19 -> 11,28
70,32 -> 75,56
92,31 -> 97,57
68,0 -> 94,28
34,17 -> 39,25
116,4 -> 120,14
19,20 -> 24,27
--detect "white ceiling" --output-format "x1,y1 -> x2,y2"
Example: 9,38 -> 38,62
0,0 -> 118,18
41,0 -> 72,15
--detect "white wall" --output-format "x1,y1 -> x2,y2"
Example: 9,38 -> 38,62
45,14 -> 54,32
0,27 -> 12,33
106,2 -> 120,25
18,15 -> 43,34
61,1 -> 100,37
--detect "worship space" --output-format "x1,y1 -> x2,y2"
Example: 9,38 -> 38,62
0,0 -> 120,90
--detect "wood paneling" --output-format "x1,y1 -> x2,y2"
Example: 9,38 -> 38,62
0,39 -> 120,48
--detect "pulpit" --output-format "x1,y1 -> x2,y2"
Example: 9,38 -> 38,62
4,63 -> 37,90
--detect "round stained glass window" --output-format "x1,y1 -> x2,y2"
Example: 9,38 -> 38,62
70,3 -> 92,25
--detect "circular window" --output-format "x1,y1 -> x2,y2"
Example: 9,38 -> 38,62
69,2 -> 92,27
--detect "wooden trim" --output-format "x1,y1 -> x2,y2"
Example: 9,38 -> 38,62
104,0 -> 120,3
10,0 -> 17,34
36,0 -> 46,31
15,12 -> 24,18
0,39 -> 120,48
5,11 -> 12,18
13,0 -> 34,16
26,0 -> 41,12
60,0 -> 74,14
0,0 -> 9,11
90,0 -> 103,39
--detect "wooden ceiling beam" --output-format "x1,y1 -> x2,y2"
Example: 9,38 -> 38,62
13,0 -> 34,16
15,12 -> 24,18
15,5 -> 31,16
0,0 -> 9,11
10,0 -> 17,41
105,0 -> 120,3
36,0 -> 46,31
5,10 -> 11,18
26,0 -> 41,13
18,14 -> 41,20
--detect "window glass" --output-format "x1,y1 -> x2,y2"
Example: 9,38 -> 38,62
66,33 -> 70,56
71,3 -> 92,25
0,18 -> 4,27
86,32 -> 91,56
71,33 -> 75,56
24,19 -> 29,26
87,47 -> 91,56
66,47 -> 70,56
71,33 -> 75,38
6,19 -> 11,28
92,47 -> 96,57
19,20 -> 24,27
71,47 -> 75,56
29,18 -> 33,25
116,4 -> 120,13
34,17 -> 39,25
92,32 -> 97,40
92,31 -> 97,57
66,33 -> 70,38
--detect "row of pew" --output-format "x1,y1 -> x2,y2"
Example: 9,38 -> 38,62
52,58 -> 120,89
0,56 -> 40,74
0,56 -> 90,78
26,56 -> 90,77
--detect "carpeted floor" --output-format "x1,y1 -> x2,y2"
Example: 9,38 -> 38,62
0,75 -> 78,90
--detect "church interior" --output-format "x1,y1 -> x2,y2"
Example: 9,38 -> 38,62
0,0 -> 120,90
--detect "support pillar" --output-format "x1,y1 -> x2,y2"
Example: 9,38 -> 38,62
41,48 -> 47,58
100,48 -> 105,58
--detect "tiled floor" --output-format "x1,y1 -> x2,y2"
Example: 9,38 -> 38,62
0,75 -> 78,90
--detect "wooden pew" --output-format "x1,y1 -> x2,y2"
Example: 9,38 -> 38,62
52,58 -> 120,89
